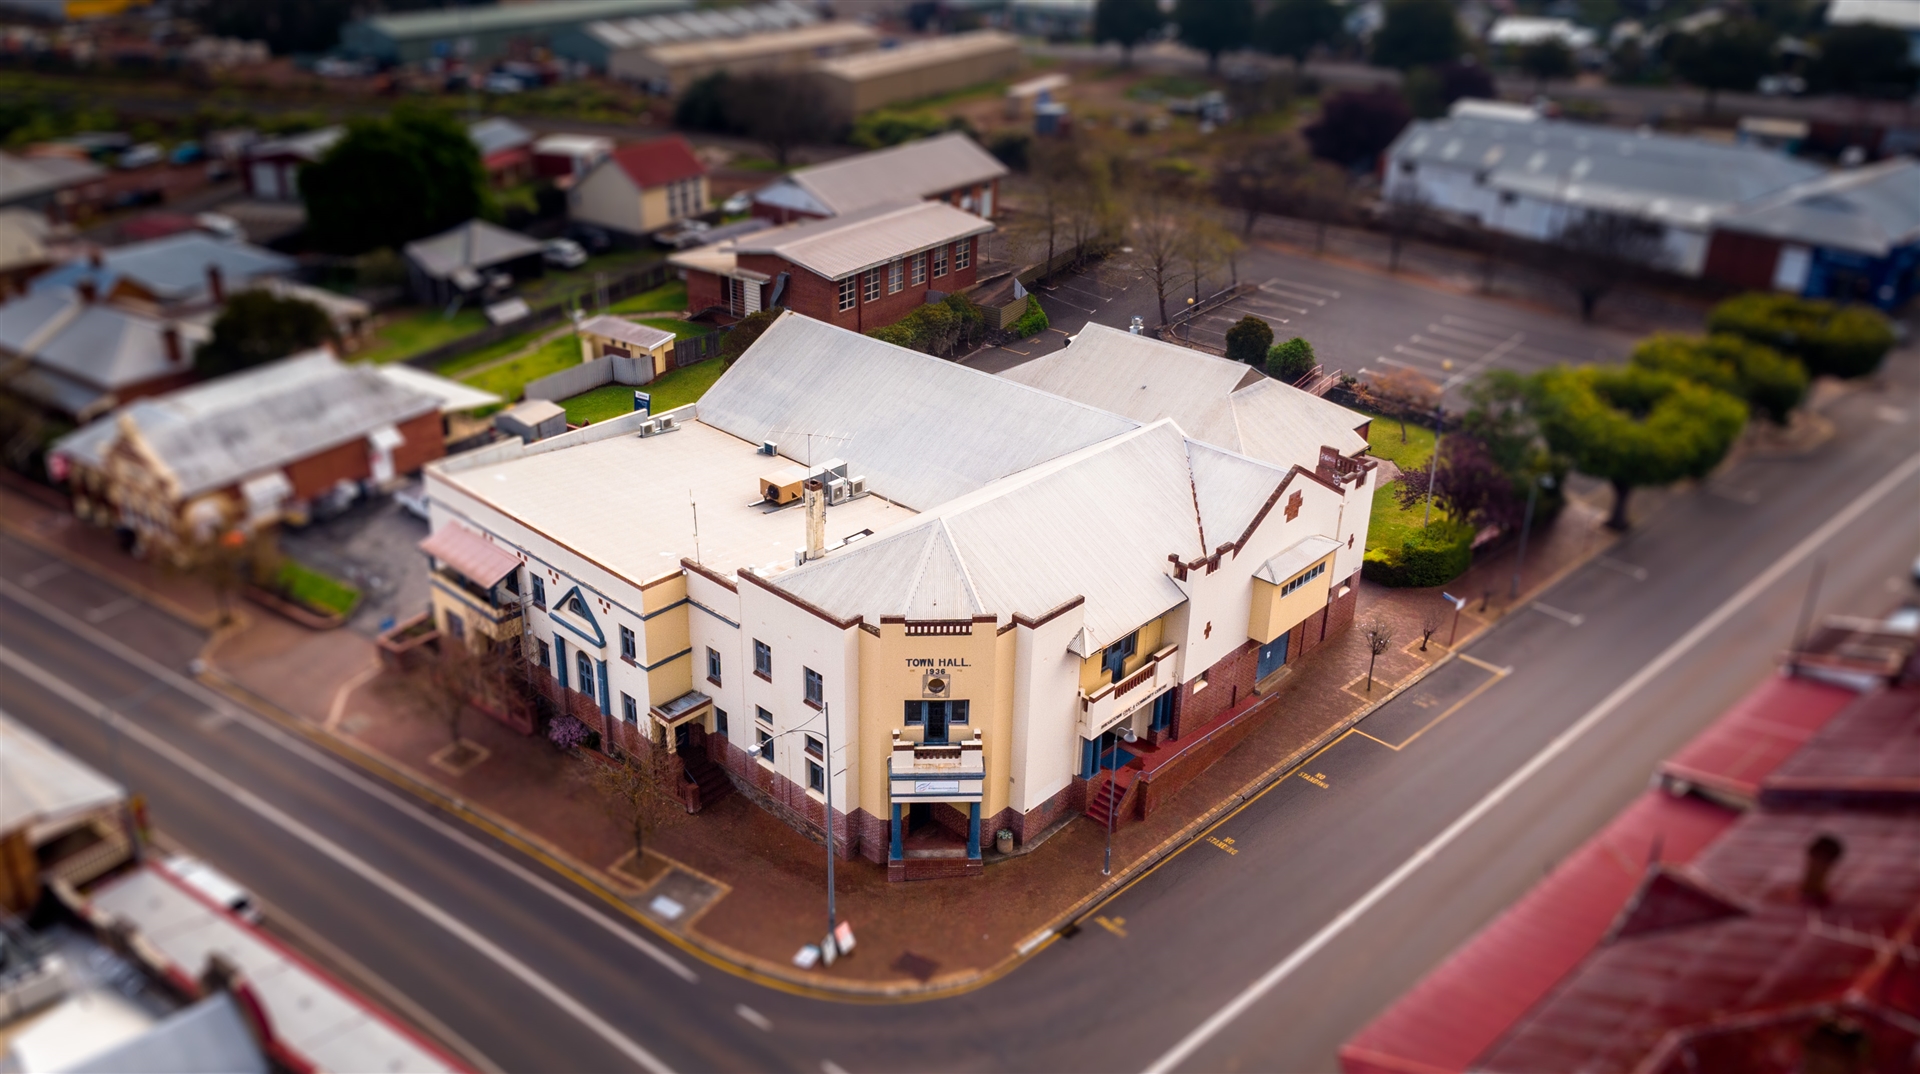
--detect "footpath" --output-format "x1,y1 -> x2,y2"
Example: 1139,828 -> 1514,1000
0,475 -> 1617,998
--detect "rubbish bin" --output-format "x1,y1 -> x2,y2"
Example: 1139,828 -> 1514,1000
995,829 -> 1014,855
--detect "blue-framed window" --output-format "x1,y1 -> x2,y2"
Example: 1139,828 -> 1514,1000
715,708 -> 728,737
1281,562 -> 1326,598
804,667 -> 823,708
621,693 -> 638,725
530,575 -> 545,609
753,639 -> 771,678
1151,691 -> 1175,732
536,640 -> 550,668
706,647 -> 721,684
757,728 -> 774,761
619,625 -> 636,661
1102,631 -> 1139,683
807,759 -> 824,793
576,652 -> 594,702
756,705 -> 772,724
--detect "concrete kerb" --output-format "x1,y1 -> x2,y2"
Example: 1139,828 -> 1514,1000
0,506 -> 225,632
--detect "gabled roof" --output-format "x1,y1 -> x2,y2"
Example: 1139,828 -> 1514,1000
577,315 -> 676,351
758,132 -> 1008,218
602,135 -> 706,191
32,233 -> 294,306
402,220 -> 544,280
1714,156 -> 1920,256
1002,323 -> 1369,470
584,0 -> 818,49
0,150 -> 102,206
246,126 -> 343,162
771,420 -> 1292,649
468,117 -> 535,159
1386,114 -> 1825,229
729,199 -> 993,280
52,350 -> 439,499
695,311 -> 1138,511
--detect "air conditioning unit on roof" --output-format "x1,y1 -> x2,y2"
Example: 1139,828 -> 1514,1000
848,476 -> 867,497
655,415 -> 679,433
825,477 -> 850,505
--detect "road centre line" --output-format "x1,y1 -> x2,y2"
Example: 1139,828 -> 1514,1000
0,576 -> 697,985
1143,450 -> 1920,1074
0,657 -> 676,1074
735,1005 -> 772,1031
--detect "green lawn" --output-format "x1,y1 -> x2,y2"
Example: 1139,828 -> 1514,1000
522,250 -> 664,306
462,335 -> 582,400
358,307 -> 489,364
638,317 -> 712,339
559,358 -> 727,425
606,280 -> 686,316
1368,480 -> 1448,554
275,560 -> 361,618
1361,409 -> 1438,473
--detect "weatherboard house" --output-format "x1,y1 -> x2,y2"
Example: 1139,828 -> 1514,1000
419,313 -> 1375,879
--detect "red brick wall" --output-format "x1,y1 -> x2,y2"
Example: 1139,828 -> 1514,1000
734,241 -> 980,333
685,268 -> 724,314
982,779 -> 1079,850
1174,639 -> 1259,738
1703,230 -> 1782,293
281,410 -> 444,502
711,734 -> 860,859
1288,571 -> 1360,664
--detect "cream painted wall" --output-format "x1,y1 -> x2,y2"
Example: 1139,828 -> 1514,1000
1009,601 -> 1087,813
569,164 -> 643,235
738,578 -> 859,814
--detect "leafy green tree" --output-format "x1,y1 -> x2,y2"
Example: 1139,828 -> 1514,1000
1810,23 -> 1919,98
724,73 -> 837,166
1268,337 -> 1316,383
1664,20 -> 1776,114
1518,38 -> 1576,93
196,292 -> 337,377
1706,293 -> 1897,380
1224,315 -> 1273,366
1256,0 -> 1344,68
1628,333 -> 1808,425
299,110 -> 491,256
1303,87 -> 1410,168
1530,365 -> 1747,530
1460,369 -> 1566,521
1094,0 -> 1165,66
674,73 -> 739,133
1174,0 -> 1254,75
1371,0 -> 1464,71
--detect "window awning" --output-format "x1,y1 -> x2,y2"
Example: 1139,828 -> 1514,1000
1255,535 -> 1340,586
418,524 -> 520,588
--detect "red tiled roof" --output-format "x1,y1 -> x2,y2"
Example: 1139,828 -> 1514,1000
1658,674 -> 1856,807
607,136 -> 705,190
483,146 -> 532,173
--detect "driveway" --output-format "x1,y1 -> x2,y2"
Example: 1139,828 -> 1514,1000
277,490 -> 430,638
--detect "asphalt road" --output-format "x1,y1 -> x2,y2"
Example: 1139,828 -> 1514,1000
1,353 -> 1914,1072
968,243 -> 1640,409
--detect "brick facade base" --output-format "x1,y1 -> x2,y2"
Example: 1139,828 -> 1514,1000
712,735 -> 858,860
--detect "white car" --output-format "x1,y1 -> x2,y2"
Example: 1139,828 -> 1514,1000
484,72 -> 523,94
721,191 -> 752,215
164,854 -> 262,924
542,238 -> 587,269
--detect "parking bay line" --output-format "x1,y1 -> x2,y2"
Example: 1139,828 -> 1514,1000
0,646 -> 678,1074
1264,277 -> 1341,298
1144,449 -> 1920,1074
1529,602 -> 1586,627
1596,557 -> 1649,582
1352,661 -> 1510,752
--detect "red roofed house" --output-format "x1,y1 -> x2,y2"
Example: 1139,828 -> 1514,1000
669,199 -> 992,330
566,135 -> 708,242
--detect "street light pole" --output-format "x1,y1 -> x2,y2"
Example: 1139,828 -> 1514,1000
1509,474 -> 1555,599
1422,409 -> 1443,528
823,701 -> 836,938
1102,736 -> 1117,877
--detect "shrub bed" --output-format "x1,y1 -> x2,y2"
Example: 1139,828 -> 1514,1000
1008,295 -> 1049,338
1706,293 -> 1895,380
1361,519 -> 1475,588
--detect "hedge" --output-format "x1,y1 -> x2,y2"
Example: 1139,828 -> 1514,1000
1361,519 -> 1475,588
1706,293 -> 1895,380
1629,332 -> 1808,425
864,295 -> 987,357
1008,294 -> 1048,338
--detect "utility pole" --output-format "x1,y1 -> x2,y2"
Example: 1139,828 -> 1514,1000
1423,408 -> 1443,528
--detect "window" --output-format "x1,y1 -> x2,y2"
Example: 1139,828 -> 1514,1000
887,260 -> 903,294
577,653 -> 595,702
500,570 -> 518,595
757,728 -> 774,762
1280,562 -> 1326,598
954,238 -> 971,271
932,244 -> 948,278
904,700 -> 968,744
911,252 -> 926,285
446,613 -> 464,640
864,270 -> 881,303
807,759 -> 824,793
706,647 -> 722,685
620,625 -> 636,661
721,276 -> 736,314
621,693 -> 638,725
531,575 -> 546,609
567,592 -> 590,618
756,705 -> 772,724
838,276 -> 857,312
1102,630 -> 1139,684
803,667 -> 823,708
805,734 -> 823,758
753,639 -> 771,679
537,640 -> 550,668
715,708 -> 728,737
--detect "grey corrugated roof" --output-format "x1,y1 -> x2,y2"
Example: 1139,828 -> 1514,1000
729,199 -> 993,280
586,0 -> 815,49
1714,157 -> 1920,256
0,151 -> 102,206
403,220 -> 544,279
1004,324 -> 1369,469
361,0 -> 686,40
695,311 -> 1138,510
763,132 -> 1008,217
34,303 -> 203,390
1387,115 -> 1825,228
468,117 -> 535,158
53,350 -> 439,499
772,420 -> 1293,650
1255,535 -> 1340,585
578,315 -> 676,351
0,289 -> 74,354
32,233 -> 294,305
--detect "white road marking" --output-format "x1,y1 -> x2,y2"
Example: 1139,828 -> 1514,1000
1440,312 -> 1522,335
1709,485 -> 1761,505
83,595 -> 138,623
1442,333 -> 1527,390
735,1005 -> 772,1031
0,576 -> 698,986
0,651 -> 677,1074
1407,333 -> 1488,356
19,560 -> 67,587
1142,450 -> 1920,1074
1393,344 -> 1463,366
1596,557 -> 1649,582
1371,355 -> 1424,371
1258,283 -> 1328,306
1529,602 -> 1586,627
1264,276 -> 1340,298
821,1062 -> 850,1074
1423,323 -> 1507,345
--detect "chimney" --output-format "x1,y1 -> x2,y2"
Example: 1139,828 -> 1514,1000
803,478 -> 826,561
163,325 -> 182,365
1801,833 -> 1844,906
206,264 -> 224,304
76,278 -> 97,304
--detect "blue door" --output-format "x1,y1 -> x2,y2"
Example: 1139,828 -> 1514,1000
1256,634 -> 1289,680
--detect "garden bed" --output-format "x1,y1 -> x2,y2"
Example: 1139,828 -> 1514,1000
249,559 -> 361,629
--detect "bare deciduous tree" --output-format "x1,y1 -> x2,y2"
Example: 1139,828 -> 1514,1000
1127,181 -> 1196,327
1381,184 -> 1434,274
723,73 -> 835,168
402,636 -> 520,751
1545,212 -> 1669,323
1419,606 -> 1443,651
1356,367 -> 1442,444
1364,620 -> 1395,692
590,738 -> 685,860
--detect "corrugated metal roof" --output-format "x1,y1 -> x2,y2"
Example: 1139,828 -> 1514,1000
1762,686 -> 1920,806
1386,115 -> 1824,229
695,311 -> 1139,510
640,20 -> 876,64
402,220 -> 544,280
0,150 -> 102,204
374,364 -> 502,414
360,0 -> 686,40
8,298 -> 207,392
420,523 -> 521,588
730,199 -> 992,279
814,30 -> 1018,82
467,117 -> 534,158
1003,324 -> 1369,469
586,0 -> 818,50
577,315 -> 676,351
52,350 -> 439,499
1658,675 -> 1856,807
772,421 -> 1291,649
1714,157 -> 1920,256
766,131 -> 1008,217
1255,535 -> 1339,584
32,233 -> 294,305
